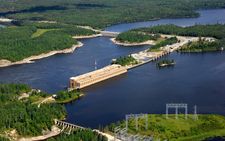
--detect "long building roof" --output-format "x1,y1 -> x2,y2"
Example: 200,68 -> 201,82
70,64 -> 126,83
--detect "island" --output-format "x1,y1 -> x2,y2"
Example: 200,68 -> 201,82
112,31 -> 160,46
0,22 -> 98,67
156,59 -> 175,68
111,55 -> 138,66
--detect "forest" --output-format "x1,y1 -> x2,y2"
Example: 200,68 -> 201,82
0,83 -> 109,141
112,55 -> 138,66
0,84 -> 66,137
0,23 -> 96,62
135,24 -> 225,52
116,31 -> 160,43
55,90 -> 82,104
136,24 -> 225,39
178,37 -> 222,52
148,37 -> 178,52
1,0 -> 225,28
117,24 -> 225,52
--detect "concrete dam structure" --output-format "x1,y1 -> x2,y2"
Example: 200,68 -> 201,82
69,64 -> 127,89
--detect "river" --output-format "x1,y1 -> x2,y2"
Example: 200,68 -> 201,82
0,9 -> 225,129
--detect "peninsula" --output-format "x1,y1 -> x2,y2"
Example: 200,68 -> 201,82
0,22 -> 98,67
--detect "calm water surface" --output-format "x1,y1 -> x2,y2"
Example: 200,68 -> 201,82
0,9 -> 225,128
106,9 -> 225,32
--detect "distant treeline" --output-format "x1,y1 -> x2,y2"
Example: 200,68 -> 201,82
1,0 -> 225,28
0,22 -> 96,62
136,24 -> 225,39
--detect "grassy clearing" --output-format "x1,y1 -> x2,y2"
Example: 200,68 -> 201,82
31,29 -> 57,38
106,114 -> 225,141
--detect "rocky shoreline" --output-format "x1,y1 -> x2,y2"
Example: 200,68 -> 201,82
18,126 -> 61,141
0,42 -> 83,68
72,34 -> 102,39
110,38 -> 156,46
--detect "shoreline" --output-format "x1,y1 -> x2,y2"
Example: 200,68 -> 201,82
18,126 -> 61,141
56,93 -> 84,104
72,34 -> 102,39
0,42 -> 83,68
110,38 -> 156,46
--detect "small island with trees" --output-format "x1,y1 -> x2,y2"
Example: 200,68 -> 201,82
113,31 -> 161,46
156,59 -> 175,68
111,55 -> 138,66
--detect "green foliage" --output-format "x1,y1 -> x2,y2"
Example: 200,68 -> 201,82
0,137 -> 9,141
0,84 -> 66,136
138,24 -> 225,39
1,0 -> 225,28
55,90 -> 82,104
46,129 -> 107,141
25,22 -> 97,36
149,37 -> 178,51
0,26 -> 77,62
106,114 -> 225,141
116,31 -> 160,43
125,24 -> 225,52
179,38 -> 222,52
0,83 -> 31,95
157,59 -> 175,67
112,55 -> 138,66
0,21 -> 97,62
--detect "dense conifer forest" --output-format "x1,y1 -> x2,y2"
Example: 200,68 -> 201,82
1,0 -> 225,28
0,23 -> 96,62
0,84 -> 66,137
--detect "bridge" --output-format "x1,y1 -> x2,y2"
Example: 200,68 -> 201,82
100,31 -> 120,37
55,120 -> 85,134
55,120 -> 120,141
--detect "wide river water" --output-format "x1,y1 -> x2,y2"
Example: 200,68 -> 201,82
1,9 -> 225,128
